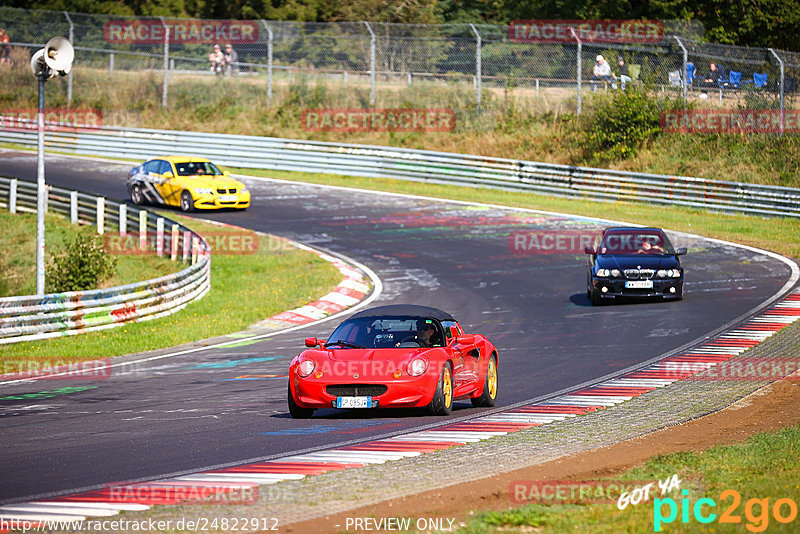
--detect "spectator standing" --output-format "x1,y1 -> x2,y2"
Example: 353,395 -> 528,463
614,57 -> 632,90
208,44 -> 225,76
0,28 -> 11,67
223,43 -> 238,77
592,55 -> 613,92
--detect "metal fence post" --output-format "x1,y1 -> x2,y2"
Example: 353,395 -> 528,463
9,179 -> 17,214
470,24 -> 482,112
109,53 -> 114,77
156,217 -> 164,256
139,209 -> 147,251
96,197 -> 105,235
119,203 -> 127,236
364,22 -> 376,106
569,27 -> 582,116
674,36 -> 688,106
769,48 -> 785,136
64,11 -> 74,104
261,20 -> 273,105
70,191 -> 77,224
160,16 -> 169,108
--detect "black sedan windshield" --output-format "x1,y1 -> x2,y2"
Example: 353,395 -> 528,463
598,230 -> 675,255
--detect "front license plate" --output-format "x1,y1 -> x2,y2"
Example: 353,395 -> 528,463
337,396 -> 372,408
219,194 -> 237,202
625,280 -> 654,289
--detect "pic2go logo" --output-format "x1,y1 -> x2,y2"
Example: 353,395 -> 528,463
654,489 -> 798,532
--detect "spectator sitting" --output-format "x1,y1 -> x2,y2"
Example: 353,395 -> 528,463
613,57 -> 632,90
223,43 -> 239,76
697,63 -> 723,98
592,55 -> 614,92
208,44 -> 225,76
0,28 -> 11,67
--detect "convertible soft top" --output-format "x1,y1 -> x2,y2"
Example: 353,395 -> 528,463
350,304 -> 456,322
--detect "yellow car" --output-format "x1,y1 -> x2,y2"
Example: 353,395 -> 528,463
127,156 -> 250,211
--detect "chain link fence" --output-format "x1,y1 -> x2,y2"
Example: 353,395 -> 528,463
1,7 -> 798,133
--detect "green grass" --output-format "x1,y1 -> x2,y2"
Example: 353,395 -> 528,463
458,423 -> 800,533
230,167 -> 800,259
0,210 -> 180,297
1,214 -> 342,363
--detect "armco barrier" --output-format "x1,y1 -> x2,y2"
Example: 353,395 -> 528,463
1,121 -> 799,218
0,176 -> 211,345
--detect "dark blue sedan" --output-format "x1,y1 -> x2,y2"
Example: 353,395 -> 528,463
585,227 -> 687,305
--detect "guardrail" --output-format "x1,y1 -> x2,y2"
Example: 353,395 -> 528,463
0,176 -> 211,345
1,121 -> 800,218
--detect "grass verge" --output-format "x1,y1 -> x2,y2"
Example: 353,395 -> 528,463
231,167 -> 800,259
0,213 -> 342,363
460,421 -> 800,533
0,209 -> 180,297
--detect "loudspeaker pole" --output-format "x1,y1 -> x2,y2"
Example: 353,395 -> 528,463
36,70 -> 46,295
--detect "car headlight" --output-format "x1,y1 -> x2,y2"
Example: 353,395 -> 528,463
240,186 -> 248,194
407,358 -> 428,377
657,269 -> 667,278
297,359 -> 316,377
194,188 -> 213,195
596,269 -> 611,277
610,269 -> 621,278
672,269 -> 682,278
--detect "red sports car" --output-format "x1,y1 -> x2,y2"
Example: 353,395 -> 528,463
287,305 -> 499,418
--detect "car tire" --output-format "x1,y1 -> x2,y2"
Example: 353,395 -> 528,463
471,354 -> 498,408
427,363 -> 453,416
288,384 -> 314,419
131,184 -> 144,205
180,190 -> 194,212
590,288 -> 603,306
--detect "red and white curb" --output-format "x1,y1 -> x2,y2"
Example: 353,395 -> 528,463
265,247 -> 370,327
2,290 -> 799,527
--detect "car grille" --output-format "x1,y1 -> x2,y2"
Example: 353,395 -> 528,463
624,268 -> 655,279
326,384 -> 388,397
216,188 -> 237,194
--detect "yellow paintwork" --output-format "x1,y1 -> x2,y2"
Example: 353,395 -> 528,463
150,156 -> 250,210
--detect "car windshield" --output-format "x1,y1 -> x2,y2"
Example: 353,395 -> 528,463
174,161 -> 223,176
598,230 -> 675,255
326,316 -> 444,349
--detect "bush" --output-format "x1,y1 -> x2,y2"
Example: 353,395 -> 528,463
48,233 -> 117,293
585,89 -> 666,161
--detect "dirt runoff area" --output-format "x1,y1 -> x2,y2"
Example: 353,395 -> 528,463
288,377 -> 800,533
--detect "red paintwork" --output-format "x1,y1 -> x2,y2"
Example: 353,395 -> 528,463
288,321 -> 497,412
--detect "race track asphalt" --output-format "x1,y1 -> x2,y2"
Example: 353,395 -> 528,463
0,151 -> 794,502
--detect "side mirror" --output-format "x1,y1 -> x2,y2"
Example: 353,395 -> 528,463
584,246 -> 596,254
456,334 -> 476,345
223,170 -> 230,177
304,337 -> 318,348
676,248 -> 688,256
163,171 -> 174,179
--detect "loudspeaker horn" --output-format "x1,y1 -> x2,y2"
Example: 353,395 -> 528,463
30,48 -> 47,77
43,36 -> 74,76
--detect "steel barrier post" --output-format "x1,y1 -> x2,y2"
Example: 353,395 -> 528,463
70,191 -> 77,224
139,209 -> 147,251
119,203 -> 127,236
769,48 -> 785,135
183,230 -> 191,262
364,22 -> 376,106
156,217 -> 164,256
9,179 -> 17,214
96,197 -> 105,235
171,224 -> 179,261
